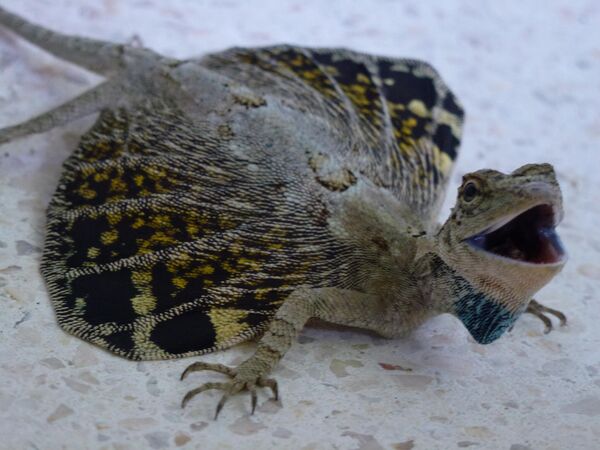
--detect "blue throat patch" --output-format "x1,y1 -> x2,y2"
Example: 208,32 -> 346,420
453,291 -> 518,344
430,255 -> 522,344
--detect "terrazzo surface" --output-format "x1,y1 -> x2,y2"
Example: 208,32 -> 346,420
0,1 -> 599,449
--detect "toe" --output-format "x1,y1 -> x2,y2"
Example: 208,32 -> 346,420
181,362 -> 236,380
539,314 -> 553,334
214,393 -> 230,420
258,377 -> 279,401
181,382 -> 228,408
250,388 -> 258,414
547,308 -> 567,326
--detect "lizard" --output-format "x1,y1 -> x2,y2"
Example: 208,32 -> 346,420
0,6 -> 567,419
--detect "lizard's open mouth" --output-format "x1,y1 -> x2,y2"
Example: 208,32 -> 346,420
466,204 -> 566,265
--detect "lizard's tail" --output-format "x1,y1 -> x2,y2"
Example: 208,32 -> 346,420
0,6 -> 147,75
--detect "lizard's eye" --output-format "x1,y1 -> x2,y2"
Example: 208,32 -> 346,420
462,181 -> 480,202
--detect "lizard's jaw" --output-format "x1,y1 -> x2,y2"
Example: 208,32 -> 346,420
466,204 -> 566,266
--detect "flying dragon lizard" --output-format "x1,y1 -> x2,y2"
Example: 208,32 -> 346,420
0,6 -> 567,418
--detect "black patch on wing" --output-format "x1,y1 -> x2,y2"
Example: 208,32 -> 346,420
149,309 -> 217,355
71,268 -> 137,326
433,124 -> 458,160
377,60 -> 437,107
103,330 -> 135,355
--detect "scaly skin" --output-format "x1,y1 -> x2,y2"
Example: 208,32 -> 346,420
180,166 -> 567,418
0,6 -> 567,419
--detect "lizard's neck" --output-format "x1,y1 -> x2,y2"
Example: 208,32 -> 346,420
419,252 -> 526,344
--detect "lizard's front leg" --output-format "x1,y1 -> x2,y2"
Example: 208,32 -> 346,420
180,287 -> 383,418
524,298 -> 567,333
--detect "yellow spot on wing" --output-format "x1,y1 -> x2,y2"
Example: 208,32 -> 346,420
172,277 -> 187,289
132,270 -> 152,284
186,224 -> 199,236
201,265 -> 215,275
107,211 -> 122,226
101,230 -> 118,245
93,172 -> 110,182
110,177 -> 127,193
408,99 -> 429,118
237,257 -> 261,270
208,308 -> 251,344
132,217 -> 145,229
289,55 -> 305,67
77,183 -> 97,200
301,70 -> 318,80
433,144 -> 453,175
132,294 -> 157,315
322,65 -> 339,76
387,101 -> 405,114
437,108 -> 463,139
404,117 -> 417,128
74,297 -> 86,314
131,270 -> 156,315
356,72 -> 371,84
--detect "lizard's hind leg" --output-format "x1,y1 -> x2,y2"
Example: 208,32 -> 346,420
0,6 -> 163,76
0,81 -> 122,145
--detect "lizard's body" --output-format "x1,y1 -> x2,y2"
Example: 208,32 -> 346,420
0,6 -> 567,418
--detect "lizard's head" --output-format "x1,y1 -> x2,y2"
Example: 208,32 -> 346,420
437,163 -> 567,343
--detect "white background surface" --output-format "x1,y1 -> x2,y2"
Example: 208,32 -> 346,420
0,1 -> 599,449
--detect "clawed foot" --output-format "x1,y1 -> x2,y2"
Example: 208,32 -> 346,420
525,299 -> 567,334
180,361 -> 279,419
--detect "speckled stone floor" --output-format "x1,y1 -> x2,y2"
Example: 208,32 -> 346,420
1,1 -> 599,449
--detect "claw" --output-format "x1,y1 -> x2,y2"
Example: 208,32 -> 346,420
215,393 -> 230,420
181,382 -> 228,408
539,314 -> 553,334
180,361 -> 282,418
181,362 -> 236,380
544,307 -> 567,327
250,388 -> 257,414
